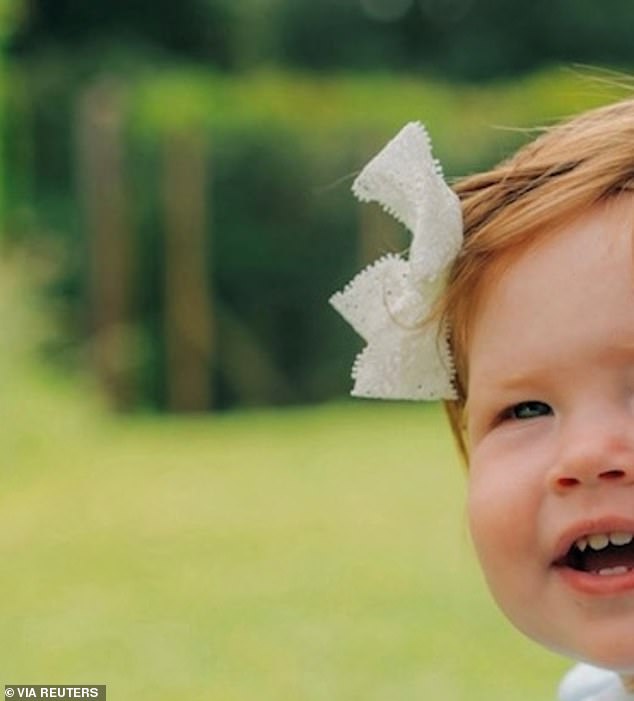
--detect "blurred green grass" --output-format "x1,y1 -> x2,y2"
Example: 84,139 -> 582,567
0,389 -> 568,698
0,258 -> 568,698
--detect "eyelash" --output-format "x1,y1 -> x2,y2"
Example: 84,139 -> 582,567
500,400 -> 553,422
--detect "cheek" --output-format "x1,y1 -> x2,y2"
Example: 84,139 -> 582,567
467,475 -> 533,629
466,445 -> 556,649
467,473 -> 510,572
466,454 -> 539,589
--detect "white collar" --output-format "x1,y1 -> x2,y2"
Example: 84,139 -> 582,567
559,664 -> 634,701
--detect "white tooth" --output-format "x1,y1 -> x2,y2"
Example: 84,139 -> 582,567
588,534 -> 610,550
609,532 -> 633,546
575,537 -> 588,552
597,566 -> 629,576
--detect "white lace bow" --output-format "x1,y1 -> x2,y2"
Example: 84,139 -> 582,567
330,122 -> 463,400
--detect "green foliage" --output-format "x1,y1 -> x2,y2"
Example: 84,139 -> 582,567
9,0 -> 241,68
269,0 -> 634,79
8,0 -> 634,80
0,0 -> 24,41
5,67 -> 627,410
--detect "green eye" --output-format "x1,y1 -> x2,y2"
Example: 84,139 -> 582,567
509,401 -> 552,420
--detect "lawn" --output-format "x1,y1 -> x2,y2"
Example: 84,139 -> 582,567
0,381 -> 568,699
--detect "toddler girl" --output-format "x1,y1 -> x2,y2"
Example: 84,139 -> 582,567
332,99 -> 634,701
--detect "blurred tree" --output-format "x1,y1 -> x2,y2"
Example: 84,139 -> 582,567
7,0 -> 634,80
271,0 -> 634,80
0,0 -> 26,232
273,0 -> 411,71
9,0 -> 241,68
0,0 -> 23,45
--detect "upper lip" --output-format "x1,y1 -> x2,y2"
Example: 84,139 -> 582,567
552,516 -> 634,564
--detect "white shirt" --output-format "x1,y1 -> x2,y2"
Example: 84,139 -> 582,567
559,664 -> 634,701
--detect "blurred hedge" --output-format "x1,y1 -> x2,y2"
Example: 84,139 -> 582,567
9,0 -> 634,81
4,66 -> 624,410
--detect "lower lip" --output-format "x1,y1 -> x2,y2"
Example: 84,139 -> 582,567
556,566 -> 634,595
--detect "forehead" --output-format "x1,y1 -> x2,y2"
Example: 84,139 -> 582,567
467,196 -> 634,385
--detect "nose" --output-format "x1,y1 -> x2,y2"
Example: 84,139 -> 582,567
547,411 -> 634,493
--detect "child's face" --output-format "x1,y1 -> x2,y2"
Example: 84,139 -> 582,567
466,196 -> 634,671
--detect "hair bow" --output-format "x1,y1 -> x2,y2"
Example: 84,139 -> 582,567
330,122 -> 463,400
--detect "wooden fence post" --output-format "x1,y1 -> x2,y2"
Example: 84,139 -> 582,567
162,127 -> 213,412
75,78 -> 134,410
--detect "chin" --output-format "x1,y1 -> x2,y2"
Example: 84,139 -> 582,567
547,637 -> 634,675
575,649 -> 634,676
507,610 -> 634,675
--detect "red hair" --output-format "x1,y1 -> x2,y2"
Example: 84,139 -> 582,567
440,98 -> 634,459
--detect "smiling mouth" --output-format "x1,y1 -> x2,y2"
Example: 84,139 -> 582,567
555,532 -> 634,575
